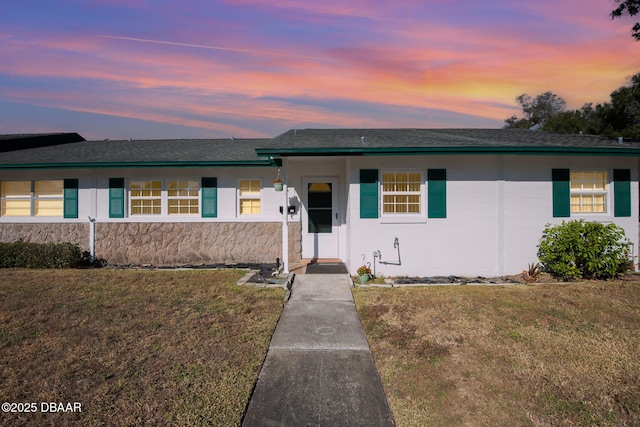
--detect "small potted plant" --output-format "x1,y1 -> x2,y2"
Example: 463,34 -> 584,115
273,177 -> 284,191
273,170 -> 284,191
357,264 -> 372,283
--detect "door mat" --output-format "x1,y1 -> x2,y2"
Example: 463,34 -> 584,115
305,262 -> 349,274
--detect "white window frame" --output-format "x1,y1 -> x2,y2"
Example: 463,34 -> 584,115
129,179 -> 163,216
128,179 -> 201,217
1,180 -> 64,217
570,170 -> 609,215
167,179 -> 200,216
380,170 -> 426,223
238,179 -> 262,216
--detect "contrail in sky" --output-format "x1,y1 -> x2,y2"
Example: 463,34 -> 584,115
99,35 -> 329,61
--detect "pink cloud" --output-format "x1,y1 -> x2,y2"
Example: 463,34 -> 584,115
2,0 -> 639,140
221,0 -> 384,20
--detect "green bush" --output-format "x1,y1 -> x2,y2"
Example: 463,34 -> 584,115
0,240 -> 88,268
537,220 -> 632,281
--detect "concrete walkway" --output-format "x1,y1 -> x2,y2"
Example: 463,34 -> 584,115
242,274 -> 395,426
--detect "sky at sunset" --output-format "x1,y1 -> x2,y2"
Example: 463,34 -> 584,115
1,0 -> 639,140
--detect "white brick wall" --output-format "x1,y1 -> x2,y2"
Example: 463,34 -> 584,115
2,155 -> 637,276
346,155 -> 639,277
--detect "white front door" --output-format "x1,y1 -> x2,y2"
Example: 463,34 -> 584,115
302,177 -> 339,259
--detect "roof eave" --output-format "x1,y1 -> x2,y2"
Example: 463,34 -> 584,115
256,146 -> 640,157
256,147 -> 366,157
0,159 -> 278,170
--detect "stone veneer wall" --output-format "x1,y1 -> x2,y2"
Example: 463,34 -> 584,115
0,223 -> 89,249
0,221 -> 304,267
288,221 -> 302,264
96,222 -> 299,266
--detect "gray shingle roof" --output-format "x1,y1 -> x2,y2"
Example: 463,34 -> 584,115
0,138 -> 276,169
0,133 -> 85,153
1,129 -> 639,170
257,128 -> 640,156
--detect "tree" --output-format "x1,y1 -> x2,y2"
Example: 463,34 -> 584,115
505,73 -> 640,140
611,0 -> 640,41
543,105 -> 592,134
597,72 -> 640,139
543,103 -> 606,135
504,91 -> 566,128
504,115 -> 532,129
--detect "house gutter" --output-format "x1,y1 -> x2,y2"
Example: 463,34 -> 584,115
0,159 -> 279,170
256,146 -> 640,157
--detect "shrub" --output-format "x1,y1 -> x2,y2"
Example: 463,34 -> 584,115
522,262 -> 542,282
537,220 -> 632,281
0,240 -> 88,268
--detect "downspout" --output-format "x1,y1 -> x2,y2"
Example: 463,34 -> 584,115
88,216 -> 96,262
88,171 -> 98,263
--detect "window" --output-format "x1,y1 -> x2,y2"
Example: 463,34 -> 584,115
168,180 -> 199,215
570,171 -> 607,213
1,180 -> 64,217
35,180 -> 64,216
308,182 -> 332,233
381,172 -> 422,214
239,179 -> 261,215
1,181 -> 31,216
129,180 -> 202,216
130,180 -> 162,215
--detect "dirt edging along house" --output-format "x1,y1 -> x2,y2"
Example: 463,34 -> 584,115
0,129 -> 638,277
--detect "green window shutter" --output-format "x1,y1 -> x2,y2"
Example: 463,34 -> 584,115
360,169 -> 379,218
552,169 -> 570,218
201,177 -> 218,218
614,169 -> 631,217
428,169 -> 447,218
63,179 -> 79,218
109,178 -> 125,218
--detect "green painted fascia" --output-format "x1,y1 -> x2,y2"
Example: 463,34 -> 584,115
363,146 -> 640,156
0,160 -> 278,170
256,146 -> 640,157
256,148 -> 366,157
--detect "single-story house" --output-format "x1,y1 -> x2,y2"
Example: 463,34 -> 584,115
0,128 -> 638,277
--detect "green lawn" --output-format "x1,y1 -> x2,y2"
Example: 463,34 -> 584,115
0,269 -> 284,426
354,278 -> 640,426
4,268 -> 638,426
